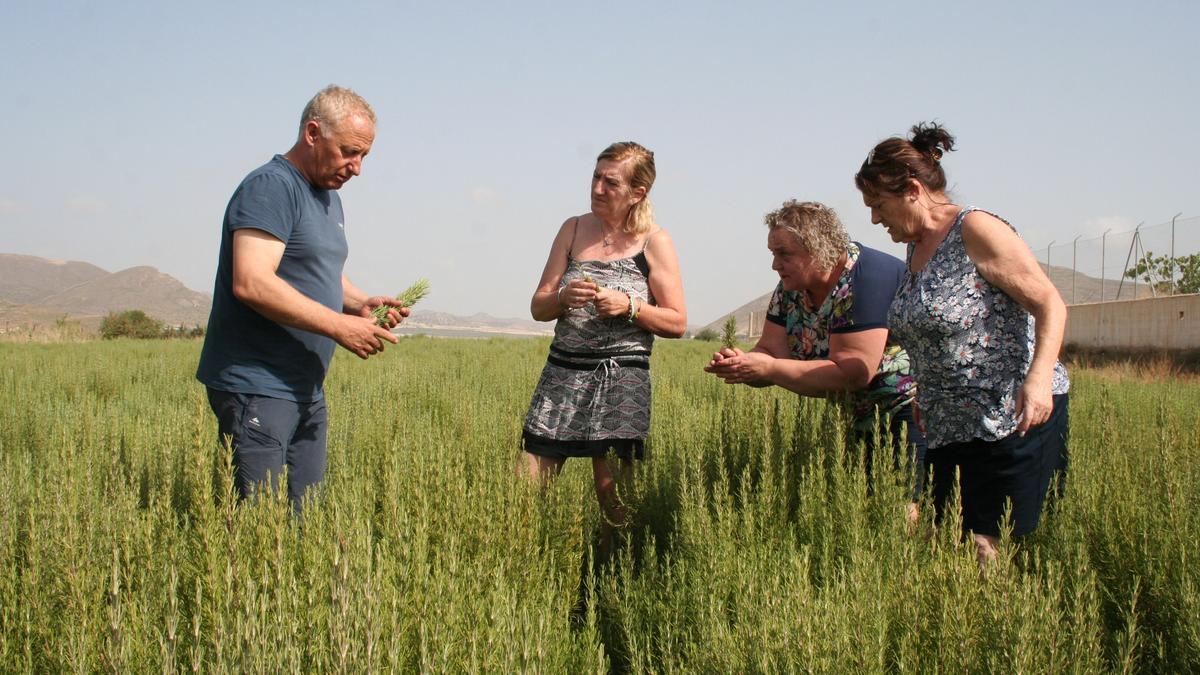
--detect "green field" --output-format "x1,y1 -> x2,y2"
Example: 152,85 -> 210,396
0,338 -> 1197,672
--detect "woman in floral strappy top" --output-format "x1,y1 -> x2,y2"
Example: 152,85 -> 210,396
705,200 -> 927,520
856,122 -> 1070,568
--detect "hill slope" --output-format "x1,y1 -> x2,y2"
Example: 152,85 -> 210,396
0,255 -> 213,332
0,253 -> 109,304
39,266 -> 212,327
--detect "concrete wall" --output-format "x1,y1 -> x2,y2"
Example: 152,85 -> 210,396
1066,294 -> 1200,350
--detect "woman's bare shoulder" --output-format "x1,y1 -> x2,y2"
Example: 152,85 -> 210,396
644,226 -> 675,249
559,213 -> 591,229
960,209 -> 1013,238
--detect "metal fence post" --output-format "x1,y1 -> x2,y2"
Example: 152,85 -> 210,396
1133,223 -> 1143,301
1171,212 -> 1182,295
1072,235 -> 1081,304
1101,228 -> 1111,303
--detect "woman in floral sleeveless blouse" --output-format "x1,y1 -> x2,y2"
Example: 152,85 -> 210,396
705,200 -> 927,520
855,123 -> 1070,567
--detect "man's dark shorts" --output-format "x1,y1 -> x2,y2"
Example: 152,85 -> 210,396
206,388 -> 328,508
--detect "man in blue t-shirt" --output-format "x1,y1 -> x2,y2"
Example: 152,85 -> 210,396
197,85 -> 408,510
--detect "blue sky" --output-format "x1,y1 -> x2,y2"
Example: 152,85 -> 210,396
1,1 -> 1197,325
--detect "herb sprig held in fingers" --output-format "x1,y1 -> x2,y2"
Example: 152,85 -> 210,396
372,278 -> 431,327
721,315 -> 738,350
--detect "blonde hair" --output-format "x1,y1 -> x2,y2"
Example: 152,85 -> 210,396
764,200 -> 850,272
299,85 -> 376,138
597,141 -> 656,235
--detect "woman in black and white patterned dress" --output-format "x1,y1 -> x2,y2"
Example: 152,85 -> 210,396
521,141 -> 687,534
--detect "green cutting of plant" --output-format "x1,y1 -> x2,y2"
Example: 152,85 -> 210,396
371,278 -> 431,326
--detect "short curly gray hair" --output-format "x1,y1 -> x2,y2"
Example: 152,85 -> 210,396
764,200 -> 849,272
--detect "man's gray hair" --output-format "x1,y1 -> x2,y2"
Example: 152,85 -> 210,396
299,85 -> 375,137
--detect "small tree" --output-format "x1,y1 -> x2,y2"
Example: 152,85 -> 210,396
1125,251 -> 1200,295
100,310 -> 163,339
721,315 -> 738,349
693,328 -> 719,342
54,314 -> 82,340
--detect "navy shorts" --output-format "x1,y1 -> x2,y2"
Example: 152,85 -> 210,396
854,404 -> 929,500
206,388 -> 328,509
927,393 -> 1069,538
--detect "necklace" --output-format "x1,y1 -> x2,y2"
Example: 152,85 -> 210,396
602,226 -> 619,247
600,220 -> 623,248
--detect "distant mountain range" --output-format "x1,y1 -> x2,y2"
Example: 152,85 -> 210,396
0,254 -> 212,332
0,253 -> 552,337
401,310 -> 552,336
2,252 -> 1152,339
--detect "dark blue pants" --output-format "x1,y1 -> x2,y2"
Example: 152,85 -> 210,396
206,388 -> 328,510
928,393 -> 1070,538
856,404 -> 929,500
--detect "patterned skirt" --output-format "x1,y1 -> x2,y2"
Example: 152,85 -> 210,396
521,345 -> 651,460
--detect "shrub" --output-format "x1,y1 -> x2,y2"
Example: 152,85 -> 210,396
100,310 -> 163,340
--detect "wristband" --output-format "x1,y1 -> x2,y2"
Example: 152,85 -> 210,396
626,293 -> 639,323
557,285 -> 566,308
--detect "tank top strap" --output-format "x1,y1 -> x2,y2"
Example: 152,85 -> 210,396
640,228 -> 657,252
952,206 -> 1019,239
566,216 -> 581,262
950,206 -> 975,235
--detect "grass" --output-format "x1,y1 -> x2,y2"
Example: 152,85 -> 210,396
0,337 -> 1197,672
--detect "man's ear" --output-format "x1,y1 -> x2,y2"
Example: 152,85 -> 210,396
303,120 -> 322,146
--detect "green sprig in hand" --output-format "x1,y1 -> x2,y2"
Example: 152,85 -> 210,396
371,278 -> 431,327
721,315 -> 739,350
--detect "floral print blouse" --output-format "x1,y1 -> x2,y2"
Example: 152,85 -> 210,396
888,207 -> 1070,448
766,243 -> 917,432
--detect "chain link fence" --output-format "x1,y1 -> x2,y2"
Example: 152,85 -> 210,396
1037,214 -> 1198,305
